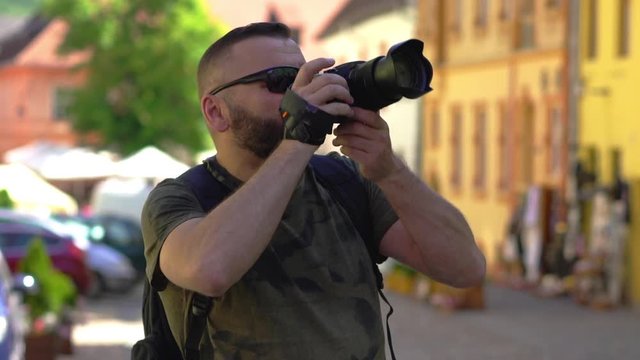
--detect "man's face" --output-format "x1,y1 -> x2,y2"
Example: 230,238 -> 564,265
215,36 -> 305,158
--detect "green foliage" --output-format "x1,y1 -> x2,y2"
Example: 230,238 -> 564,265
18,238 -> 77,325
0,189 -> 15,209
41,0 -> 226,156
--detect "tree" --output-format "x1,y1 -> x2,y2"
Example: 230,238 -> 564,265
42,0 -> 227,156
0,0 -> 42,15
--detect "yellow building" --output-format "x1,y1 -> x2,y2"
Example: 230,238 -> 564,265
579,0 -> 640,305
417,0 -> 570,273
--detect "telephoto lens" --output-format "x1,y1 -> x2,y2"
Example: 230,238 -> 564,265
324,39 -> 433,114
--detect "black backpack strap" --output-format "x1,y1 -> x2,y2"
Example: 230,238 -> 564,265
309,154 -> 396,360
132,280 -> 183,360
184,293 -> 214,360
176,160 -> 232,360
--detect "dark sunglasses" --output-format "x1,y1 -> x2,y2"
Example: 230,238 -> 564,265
208,66 -> 299,95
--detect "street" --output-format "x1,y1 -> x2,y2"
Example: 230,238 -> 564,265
61,282 -> 640,360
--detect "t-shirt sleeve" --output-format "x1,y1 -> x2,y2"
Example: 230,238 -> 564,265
140,178 -> 206,289
328,153 -> 399,263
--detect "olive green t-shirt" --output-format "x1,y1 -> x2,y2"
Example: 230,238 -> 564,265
141,154 -> 398,359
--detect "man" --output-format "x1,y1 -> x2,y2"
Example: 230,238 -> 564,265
142,22 -> 485,359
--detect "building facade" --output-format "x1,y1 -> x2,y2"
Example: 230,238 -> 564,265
578,0 -> 640,305
417,0 -> 570,272
0,16 -> 90,160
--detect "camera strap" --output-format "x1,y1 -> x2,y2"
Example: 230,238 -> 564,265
280,88 -> 336,145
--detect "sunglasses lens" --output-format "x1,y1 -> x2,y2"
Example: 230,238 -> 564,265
267,68 -> 298,93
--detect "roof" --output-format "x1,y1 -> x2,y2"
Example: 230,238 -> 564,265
317,0 -> 410,39
0,14 -> 50,64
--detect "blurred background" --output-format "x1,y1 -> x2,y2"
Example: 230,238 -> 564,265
0,0 -> 639,359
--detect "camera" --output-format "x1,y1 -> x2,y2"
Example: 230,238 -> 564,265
324,39 -> 433,112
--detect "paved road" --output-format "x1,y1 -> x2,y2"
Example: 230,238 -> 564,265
387,284 -> 640,360
61,282 -> 640,360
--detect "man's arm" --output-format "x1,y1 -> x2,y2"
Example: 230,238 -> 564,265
333,108 -> 486,288
376,167 -> 485,287
160,140 -> 315,297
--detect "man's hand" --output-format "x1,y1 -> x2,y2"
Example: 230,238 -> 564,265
332,107 -> 404,182
290,58 -> 354,118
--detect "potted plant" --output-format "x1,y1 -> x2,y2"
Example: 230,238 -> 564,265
0,188 -> 15,208
18,237 -> 77,360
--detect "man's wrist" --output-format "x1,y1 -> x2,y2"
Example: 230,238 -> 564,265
278,139 -> 318,154
280,89 -> 336,145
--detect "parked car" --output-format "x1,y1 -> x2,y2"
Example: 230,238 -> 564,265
0,222 -> 92,295
0,251 -> 27,360
58,216 -> 138,296
1,210 -> 138,297
54,214 -> 146,276
85,242 -> 138,297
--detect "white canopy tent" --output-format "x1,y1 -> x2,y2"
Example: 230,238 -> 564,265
3,141 -> 69,170
4,141 -> 117,180
113,146 -> 189,180
0,163 -> 78,215
39,147 -> 117,180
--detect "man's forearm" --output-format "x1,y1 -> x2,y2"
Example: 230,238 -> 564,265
377,164 -> 486,286
164,140 -> 315,296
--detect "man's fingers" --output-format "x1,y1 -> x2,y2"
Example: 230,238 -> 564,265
305,84 -> 353,106
293,58 -> 335,87
350,107 -> 386,129
319,102 -> 354,118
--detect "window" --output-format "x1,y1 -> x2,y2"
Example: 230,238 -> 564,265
587,0 -> 598,59
450,107 -> 463,189
497,103 -> 510,191
547,107 -> 563,175
519,102 -> 535,185
611,148 -> 622,179
546,0 -> 560,8
517,0 -> 536,49
473,106 -> 487,190
618,0 -> 631,56
450,0 -> 463,33
105,222 -> 134,246
53,87 -> 74,120
499,0 -> 513,20
475,0 -> 489,27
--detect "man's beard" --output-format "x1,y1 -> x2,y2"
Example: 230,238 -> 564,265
228,103 -> 283,159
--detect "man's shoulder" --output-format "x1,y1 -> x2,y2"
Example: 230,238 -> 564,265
142,176 -> 198,218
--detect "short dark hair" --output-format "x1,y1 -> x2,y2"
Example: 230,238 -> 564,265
197,22 -> 292,96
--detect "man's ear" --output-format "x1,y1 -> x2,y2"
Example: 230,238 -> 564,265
202,95 -> 229,132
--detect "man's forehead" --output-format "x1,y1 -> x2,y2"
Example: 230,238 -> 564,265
227,36 -> 304,67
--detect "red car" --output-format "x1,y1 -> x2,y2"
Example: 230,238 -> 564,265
0,222 -> 92,295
